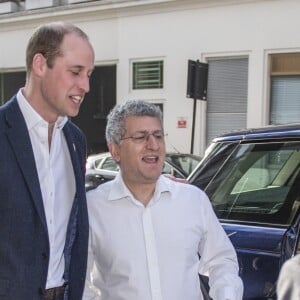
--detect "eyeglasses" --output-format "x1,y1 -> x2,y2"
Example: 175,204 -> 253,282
120,130 -> 167,144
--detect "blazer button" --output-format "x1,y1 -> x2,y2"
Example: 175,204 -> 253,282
42,252 -> 47,259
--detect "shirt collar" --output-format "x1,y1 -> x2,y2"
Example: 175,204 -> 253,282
108,173 -> 171,205
17,88 -> 68,130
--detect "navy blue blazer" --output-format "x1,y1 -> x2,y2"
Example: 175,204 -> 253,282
0,96 -> 89,299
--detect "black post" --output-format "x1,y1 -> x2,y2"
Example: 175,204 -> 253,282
190,98 -> 197,154
186,59 -> 208,154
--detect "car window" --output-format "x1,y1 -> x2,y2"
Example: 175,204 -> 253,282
204,141 -> 300,225
183,157 -> 201,174
94,158 -> 104,169
101,157 -> 119,172
189,141 -> 239,190
163,162 -> 185,179
166,155 -> 200,175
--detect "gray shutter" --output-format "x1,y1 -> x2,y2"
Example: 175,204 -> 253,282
270,76 -> 300,124
206,58 -> 248,144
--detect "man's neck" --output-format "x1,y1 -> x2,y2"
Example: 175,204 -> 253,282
125,181 -> 156,207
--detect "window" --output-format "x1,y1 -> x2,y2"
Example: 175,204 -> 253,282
270,53 -> 300,124
0,71 -> 26,105
204,141 -> 300,225
132,60 -> 163,89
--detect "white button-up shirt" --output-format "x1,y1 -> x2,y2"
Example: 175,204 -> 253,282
17,89 -> 76,289
83,174 -> 243,300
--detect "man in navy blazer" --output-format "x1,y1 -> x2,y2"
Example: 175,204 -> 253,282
0,22 -> 94,300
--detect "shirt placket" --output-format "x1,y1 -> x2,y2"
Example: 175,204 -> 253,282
47,153 -> 55,243
46,127 -> 56,279
142,207 -> 163,300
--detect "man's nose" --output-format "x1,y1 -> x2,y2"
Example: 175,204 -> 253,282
146,134 -> 160,149
78,75 -> 90,93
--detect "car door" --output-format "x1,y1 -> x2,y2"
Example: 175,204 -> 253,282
189,139 -> 300,299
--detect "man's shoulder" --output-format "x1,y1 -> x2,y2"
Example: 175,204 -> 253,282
162,175 -> 204,194
162,176 -> 209,207
0,96 -> 17,113
86,180 -> 114,202
0,97 -> 23,133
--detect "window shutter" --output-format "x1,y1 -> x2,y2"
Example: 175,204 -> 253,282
206,58 -> 248,144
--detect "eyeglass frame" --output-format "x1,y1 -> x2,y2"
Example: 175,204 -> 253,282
120,130 -> 167,144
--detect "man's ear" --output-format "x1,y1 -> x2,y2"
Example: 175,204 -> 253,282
32,53 -> 47,77
108,143 -> 120,163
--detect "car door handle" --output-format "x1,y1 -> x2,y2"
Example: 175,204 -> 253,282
227,231 -> 237,237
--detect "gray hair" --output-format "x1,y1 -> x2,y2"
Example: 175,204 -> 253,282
106,100 -> 163,145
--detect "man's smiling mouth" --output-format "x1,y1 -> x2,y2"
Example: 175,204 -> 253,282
70,95 -> 83,104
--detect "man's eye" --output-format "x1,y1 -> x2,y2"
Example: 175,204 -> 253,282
154,133 -> 163,139
133,135 -> 145,140
70,69 -> 80,76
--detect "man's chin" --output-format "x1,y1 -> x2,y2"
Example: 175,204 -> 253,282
143,174 -> 161,183
68,109 -> 80,118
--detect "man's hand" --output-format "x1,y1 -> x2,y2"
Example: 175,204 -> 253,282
163,174 -> 188,183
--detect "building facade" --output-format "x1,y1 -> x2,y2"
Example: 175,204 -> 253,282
1,0 -> 300,155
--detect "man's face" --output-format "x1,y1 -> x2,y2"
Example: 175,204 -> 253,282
111,115 -> 166,187
38,32 -> 94,122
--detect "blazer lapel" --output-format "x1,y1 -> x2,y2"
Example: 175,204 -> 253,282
62,122 -> 84,282
63,122 -> 84,190
4,98 -> 47,230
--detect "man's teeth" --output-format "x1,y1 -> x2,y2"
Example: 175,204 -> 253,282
144,156 -> 158,162
71,96 -> 82,103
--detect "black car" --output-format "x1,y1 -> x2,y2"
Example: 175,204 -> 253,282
188,123 -> 300,299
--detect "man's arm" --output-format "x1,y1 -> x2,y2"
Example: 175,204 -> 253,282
197,191 -> 243,300
82,231 -> 101,300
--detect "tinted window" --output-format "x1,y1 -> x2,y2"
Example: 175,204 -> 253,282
190,141 -> 239,190
197,141 -> 300,225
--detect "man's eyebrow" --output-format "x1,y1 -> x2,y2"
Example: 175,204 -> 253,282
70,65 -> 94,73
69,65 -> 84,69
132,130 -> 163,134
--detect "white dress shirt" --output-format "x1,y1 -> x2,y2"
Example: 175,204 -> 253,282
277,254 -> 300,300
17,89 -> 76,289
83,173 -> 243,300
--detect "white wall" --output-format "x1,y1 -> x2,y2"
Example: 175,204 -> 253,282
1,0 -> 300,155
113,0 -> 300,154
